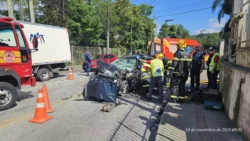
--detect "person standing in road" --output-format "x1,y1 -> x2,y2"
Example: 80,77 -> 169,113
208,47 -> 220,89
84,50 -> 91,76
190,47 -> 205,90
206,47 -> 214,81
169,40 -> 192,102
146,53 -> 164,101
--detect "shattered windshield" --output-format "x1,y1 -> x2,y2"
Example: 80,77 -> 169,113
111,57 -> 136,72
0,22 -> 16,47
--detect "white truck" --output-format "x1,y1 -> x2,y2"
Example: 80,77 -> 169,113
18,21 -> 72,81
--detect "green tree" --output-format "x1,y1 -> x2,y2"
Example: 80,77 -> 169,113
39,0 -> 68,26
1,0 -> 156,51
212,0 -> 233,22
158,23 -> 190,38
190,33 -> 220,49
111,0 -> 155,51
158,23 -> 169,38
67,0 -> 104,46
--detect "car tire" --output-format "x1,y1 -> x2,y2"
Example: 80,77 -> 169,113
37,68 -> 50,81
0,82 -> 18,111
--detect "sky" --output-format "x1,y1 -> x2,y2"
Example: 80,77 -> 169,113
131,0 -> 230,35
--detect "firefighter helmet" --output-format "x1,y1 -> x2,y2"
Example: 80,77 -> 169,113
177,39 -> 186,48
155,53 -> 164,59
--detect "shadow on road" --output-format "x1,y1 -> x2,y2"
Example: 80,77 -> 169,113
17,91 -> 34,102
108,94 -> 161,141
52,72 -> 67,78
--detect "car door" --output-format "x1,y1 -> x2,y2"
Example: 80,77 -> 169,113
109,55 -> 116,63
103,55 -> 110,63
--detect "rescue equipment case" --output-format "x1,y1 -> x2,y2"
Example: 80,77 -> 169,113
204,89 -> 221,101
204,100 -> 224,111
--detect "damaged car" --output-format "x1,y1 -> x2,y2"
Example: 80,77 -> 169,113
82,55 -> 151,102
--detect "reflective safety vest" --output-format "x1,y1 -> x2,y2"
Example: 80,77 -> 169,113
150,59 -> 164,77
209,53 -> 220,72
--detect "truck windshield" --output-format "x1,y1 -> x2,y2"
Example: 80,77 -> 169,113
0,22 -> 16,47
15,26 -> 27,48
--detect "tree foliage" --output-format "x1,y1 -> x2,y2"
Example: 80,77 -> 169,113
212,0 -> 233,22
190,33 -> 220,49
158,23 -> 190,39
1,0 -> 156,52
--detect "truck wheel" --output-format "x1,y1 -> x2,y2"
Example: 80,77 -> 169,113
37,68 -> 50,81
0,82 -> 18,111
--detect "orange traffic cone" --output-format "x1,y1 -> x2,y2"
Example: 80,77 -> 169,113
67,67 -> 74,80
42,84 -> 53,113
29,89 -> 52,124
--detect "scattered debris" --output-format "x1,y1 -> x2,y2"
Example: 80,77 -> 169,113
102,100 -> 127,112
167,112 -> 183,118
61,95 -> 72,100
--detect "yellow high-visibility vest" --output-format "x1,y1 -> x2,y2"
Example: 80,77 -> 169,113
209,53 -> 220,72
150,59 -> 164,77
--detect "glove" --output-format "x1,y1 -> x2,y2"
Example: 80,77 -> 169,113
136,55 -> 140,60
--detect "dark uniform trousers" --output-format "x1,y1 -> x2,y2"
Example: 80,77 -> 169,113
207,68 -> 210,81
178,74 -> 188,97
190,67 -> 201,89
208,70 -> 219,89
148,76 -> 163,100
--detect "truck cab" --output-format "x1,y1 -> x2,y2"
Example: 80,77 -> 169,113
148,38 -> 209,61
0,17 -> 37,111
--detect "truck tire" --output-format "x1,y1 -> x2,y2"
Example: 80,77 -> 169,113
37,68 -> 50,81
0,82 -> 18,111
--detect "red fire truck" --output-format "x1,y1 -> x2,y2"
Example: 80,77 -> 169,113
148,38 -> 209,61
0,17 -> 38,111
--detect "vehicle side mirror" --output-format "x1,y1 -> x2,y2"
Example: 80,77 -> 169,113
32,36 -> 38,50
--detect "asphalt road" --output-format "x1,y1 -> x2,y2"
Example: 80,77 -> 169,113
0,70 -> 161,141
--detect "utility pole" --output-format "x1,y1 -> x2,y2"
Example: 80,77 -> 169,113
106,0 -> 110,54
29,0 -> 35,23
7,0 -> 14,18
130,27 -> 132,54
165,19 -> 173,24
165,19 -> 174,37
200,29 -> 206,34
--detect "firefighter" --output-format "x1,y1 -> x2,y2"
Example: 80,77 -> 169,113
159,54 -> 171,87
190,47 -> 205,90
169,39 -> 192,102
146,53 -> 164,101
208,47 -> 220,89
